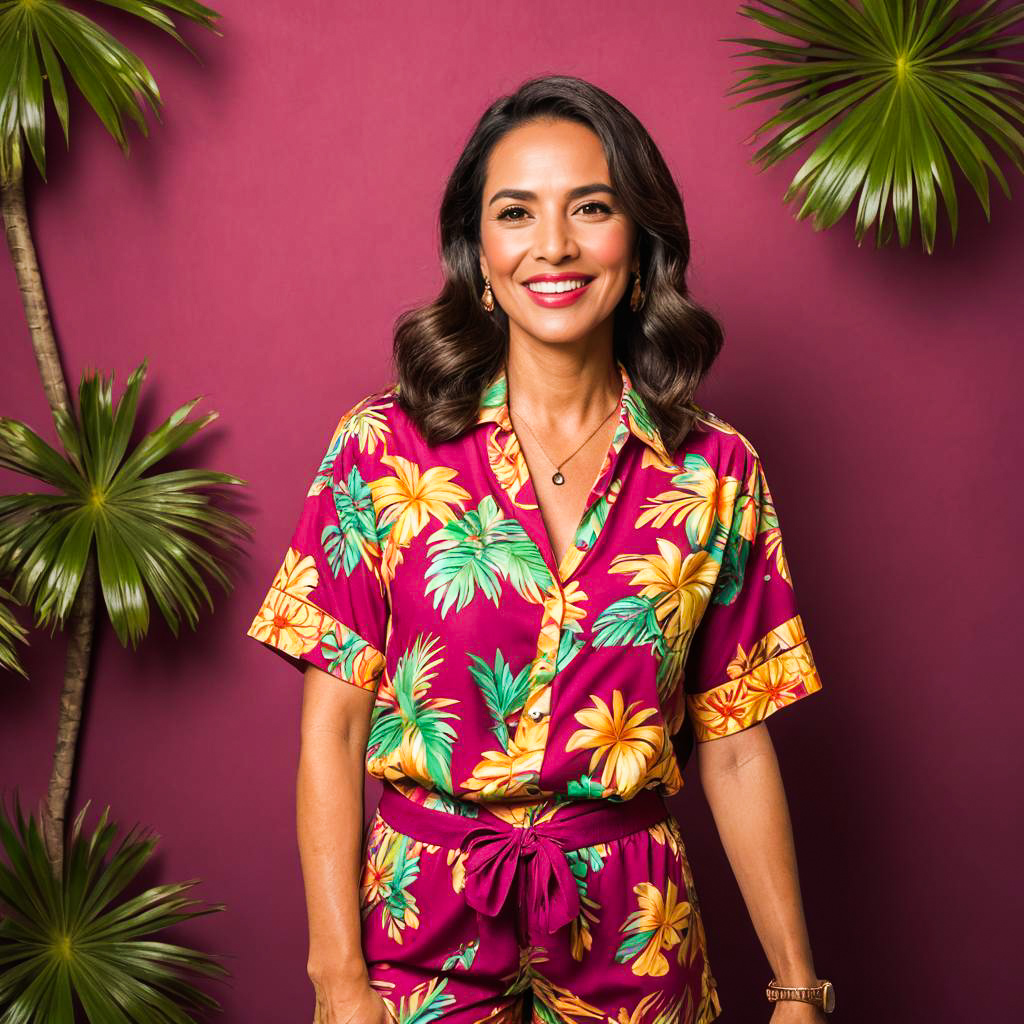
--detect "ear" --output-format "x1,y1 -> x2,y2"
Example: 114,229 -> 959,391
479,255 -> 489,281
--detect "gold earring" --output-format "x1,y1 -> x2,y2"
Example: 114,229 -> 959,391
630,270 -> 645,312
481,275 -> 495,312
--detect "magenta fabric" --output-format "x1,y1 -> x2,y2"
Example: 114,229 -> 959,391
245,357 -> 824,804
362,787 -> 719,1022
244,356 -> 825,1021
377,782 -> 670,939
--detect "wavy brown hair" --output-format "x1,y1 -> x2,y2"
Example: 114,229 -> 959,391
391,73 -> 725,454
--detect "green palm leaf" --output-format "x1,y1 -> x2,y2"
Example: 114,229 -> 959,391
723,0 -> 1024,250
0,358 -> 251,649
0,586 -> 29,679
0,793 -> 228,1022
0,0 -> 222,183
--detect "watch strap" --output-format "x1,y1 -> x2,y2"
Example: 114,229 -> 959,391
766,978 -> 832,1011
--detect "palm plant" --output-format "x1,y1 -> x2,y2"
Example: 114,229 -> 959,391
723,0 -> 1024,251
1,0 -> 223,865
0,2 -> 236,1018
0,793 -> 229,1022
0,587 -> 29,678
0,361 -> 246,1020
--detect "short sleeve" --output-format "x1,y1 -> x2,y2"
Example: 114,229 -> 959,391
245,405 -> 390,693
682,444 -> 823,742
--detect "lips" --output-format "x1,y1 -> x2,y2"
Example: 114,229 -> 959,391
521,276 -> 593,308
522,273 -> 595,284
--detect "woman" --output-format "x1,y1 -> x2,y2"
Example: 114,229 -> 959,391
247,75 -> 833,1024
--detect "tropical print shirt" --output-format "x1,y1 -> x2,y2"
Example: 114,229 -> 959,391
246,358 -> 823,809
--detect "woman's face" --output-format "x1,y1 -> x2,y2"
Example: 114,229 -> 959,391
478,118 -> 636,349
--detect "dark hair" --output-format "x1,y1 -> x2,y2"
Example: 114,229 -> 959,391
391,73 -> 724,454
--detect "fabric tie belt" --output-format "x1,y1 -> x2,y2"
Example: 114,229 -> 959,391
376,784 -> 670,937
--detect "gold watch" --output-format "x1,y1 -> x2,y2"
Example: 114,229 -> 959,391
766,978 -> 836,1013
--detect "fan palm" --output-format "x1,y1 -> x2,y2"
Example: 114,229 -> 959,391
723,0 -> 1024,250
0,793 -> 228,1022
0,586 -> 29,679
0,0 -> 223,881
0,360 -> 249,860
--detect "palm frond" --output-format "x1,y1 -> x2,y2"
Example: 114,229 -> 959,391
0,585 -> 29,678
723,0 -> 1024,249
0,0 -> 222,184
0,359 -> 251,648
0,792 -> 228,1021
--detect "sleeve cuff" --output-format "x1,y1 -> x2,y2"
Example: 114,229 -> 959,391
246,585 -> 385,692
685,617 -> 822,742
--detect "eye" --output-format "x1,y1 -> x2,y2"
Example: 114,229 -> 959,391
496,205 -> 529,221
578,201 -> 612,215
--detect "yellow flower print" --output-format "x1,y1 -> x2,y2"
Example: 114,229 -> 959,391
555,578 -> 590,625
246,548 -> 324,656
361,837 -> 394,908
635,459 -> 739,552
370,453 -> 471,582
615,878 -> 692,977
610,538 -> 718,651
565,690 -> 663,792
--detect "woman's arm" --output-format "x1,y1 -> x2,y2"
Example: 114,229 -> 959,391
297,664 -> 389,1022
696,721 -> 827,1022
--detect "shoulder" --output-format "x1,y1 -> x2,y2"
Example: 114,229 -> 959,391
682,400 -> 762,476
310,383 -> 402,484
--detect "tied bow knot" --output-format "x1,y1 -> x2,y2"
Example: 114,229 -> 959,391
461,819 -> 580,935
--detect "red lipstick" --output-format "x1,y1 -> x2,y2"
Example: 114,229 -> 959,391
520,272 -> 594,308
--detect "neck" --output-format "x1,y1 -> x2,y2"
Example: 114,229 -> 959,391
504,339 -> 621,436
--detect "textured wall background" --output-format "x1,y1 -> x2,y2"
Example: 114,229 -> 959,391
2,1 -> 1021,1020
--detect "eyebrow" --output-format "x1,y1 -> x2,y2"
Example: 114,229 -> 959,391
486,183 -> 618,207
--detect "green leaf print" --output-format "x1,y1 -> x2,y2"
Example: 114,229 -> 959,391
321,627 -> 377,680
614,927 -> 659,966
712,489 -> 755,606
367,697 -> 404,761
566,844 -> 607,901
424,496 -> 552,617
466,650 -> 532,752
566,774 -> 607,799
321,463 -> 381,577
592,595 -> 664,649
310,428 -> 346,493
385,833 -> 421,924
392,633 -> 460,791
440,938 -> 479,971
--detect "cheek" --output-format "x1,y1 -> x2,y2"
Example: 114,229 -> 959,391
479,225 -> 520,276
587,227 -> 632,271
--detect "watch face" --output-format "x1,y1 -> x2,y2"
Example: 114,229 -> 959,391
822,982 -> 836,1012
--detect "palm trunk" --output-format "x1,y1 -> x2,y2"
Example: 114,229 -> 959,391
1,142 -> 98,879
1,145 -> 70,419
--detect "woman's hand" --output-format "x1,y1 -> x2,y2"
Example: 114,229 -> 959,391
310,968 -> 396,1024
770,1000 -> 829,1023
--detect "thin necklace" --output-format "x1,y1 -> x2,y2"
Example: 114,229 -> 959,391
510,391 -> 620,486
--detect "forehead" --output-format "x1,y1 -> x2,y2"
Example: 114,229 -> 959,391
484,118 -> 610,191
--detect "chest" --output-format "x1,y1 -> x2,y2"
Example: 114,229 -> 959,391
515,419 -> 619,573
366,422 -> 715,805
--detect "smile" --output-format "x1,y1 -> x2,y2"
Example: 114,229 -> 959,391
521,278 -> 593,307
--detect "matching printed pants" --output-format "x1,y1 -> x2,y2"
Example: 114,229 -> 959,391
358,784 -> 723,1024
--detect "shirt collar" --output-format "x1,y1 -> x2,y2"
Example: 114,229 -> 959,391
474,357 -> 672,464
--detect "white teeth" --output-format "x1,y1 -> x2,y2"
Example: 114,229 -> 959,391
525,279 -> 589,294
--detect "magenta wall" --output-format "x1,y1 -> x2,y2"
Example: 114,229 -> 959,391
2,2 -> 1021,1020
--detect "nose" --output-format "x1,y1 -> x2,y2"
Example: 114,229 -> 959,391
531,209 -> 579,264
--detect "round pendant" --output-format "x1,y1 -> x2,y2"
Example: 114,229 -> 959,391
552,471 -> 565,485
